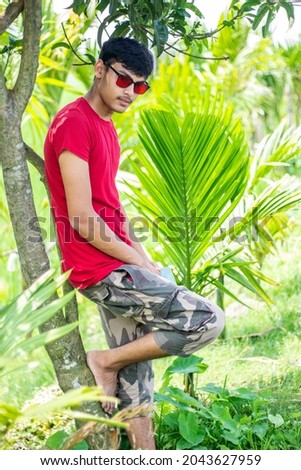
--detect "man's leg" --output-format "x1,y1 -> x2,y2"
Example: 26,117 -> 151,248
87,331 -> 168,398
90,304 -> 158,449
87,332 -> 167,448
82,266 -> 225,448
125,415 -> 155,450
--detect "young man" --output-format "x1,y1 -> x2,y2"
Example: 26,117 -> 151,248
44,37 -> 225,449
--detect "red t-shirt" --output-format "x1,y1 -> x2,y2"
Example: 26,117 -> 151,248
44,97 -> 131,288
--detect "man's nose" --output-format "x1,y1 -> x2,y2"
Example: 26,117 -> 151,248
124,83 -> 135,95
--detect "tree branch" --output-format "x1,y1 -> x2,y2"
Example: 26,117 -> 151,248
0,0 -> 24,35
165,42 -> 229,61
13,0 -> 42,116
61,22 -> 92,65
24,143 -> 46,183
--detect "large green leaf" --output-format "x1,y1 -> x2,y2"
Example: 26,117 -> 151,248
125,106 -> 249,287
178,411 -> 204,445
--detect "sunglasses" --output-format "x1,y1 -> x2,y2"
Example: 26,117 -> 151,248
107,63 -> 150,95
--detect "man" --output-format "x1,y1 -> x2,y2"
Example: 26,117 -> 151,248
44,37 -> 225,450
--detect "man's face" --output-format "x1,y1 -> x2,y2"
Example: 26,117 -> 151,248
94,60 -> 149,115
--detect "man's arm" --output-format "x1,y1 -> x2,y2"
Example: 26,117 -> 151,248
121,204 -> 160,273
59,151 -> 158,272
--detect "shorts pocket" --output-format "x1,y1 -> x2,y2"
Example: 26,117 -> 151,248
80,282 -> 144,317
160,289 -> 215,333
103,285 -> 145,317
79,283 -> 109,303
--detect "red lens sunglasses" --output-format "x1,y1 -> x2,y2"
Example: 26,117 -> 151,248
107,63 -> 150,95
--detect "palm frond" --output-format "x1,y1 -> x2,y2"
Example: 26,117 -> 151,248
0,269 -> 77,376
251,121 -> 301,187
124,106 -> 249,286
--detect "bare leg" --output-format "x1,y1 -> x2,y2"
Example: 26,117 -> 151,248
87,332 -> 168,414
126,416 -> 156,450
86,352 -> 118,413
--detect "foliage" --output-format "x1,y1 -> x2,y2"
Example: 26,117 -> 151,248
45,429 -> 88,450
65,0 -> 295,58
0,269 -> 126,449
231,0 -> 294,38
197,19 -> 301,139
0,268 -> 78,379
0,385 -> 126,449
154,355 -> 300,450
123,97 -> 301,303
125,105 -> 248,284
0,3 -> 93,149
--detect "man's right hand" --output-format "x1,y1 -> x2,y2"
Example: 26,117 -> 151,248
140,258 -> 161,275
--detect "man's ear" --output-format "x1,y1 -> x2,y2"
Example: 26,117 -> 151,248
94,59 -> 105,79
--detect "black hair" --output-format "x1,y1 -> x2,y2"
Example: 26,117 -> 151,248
99,37 -> 154,78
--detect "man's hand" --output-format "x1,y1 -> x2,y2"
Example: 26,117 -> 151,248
140,258 -> 161,275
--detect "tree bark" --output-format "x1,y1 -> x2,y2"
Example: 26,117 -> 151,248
0,0 -> 111,449
0,0 -> 24,35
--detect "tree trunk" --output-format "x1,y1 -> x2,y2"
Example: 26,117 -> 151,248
0,0 -> 111,450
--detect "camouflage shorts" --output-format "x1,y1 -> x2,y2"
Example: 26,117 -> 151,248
80,264 -> 224,409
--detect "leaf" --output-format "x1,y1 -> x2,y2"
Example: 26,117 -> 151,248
96,10 -> 128,47
46,430 -> 69,450
127,107 -> 249,287
252,3 -> 269,30
211,404 -> 237,432
164,355 -> 207,377
96,0 -> 110,13
176,437 -> 193,450
109,0 -> 120,14
239,0 -> 261,15
201,383 -> 229,397
210,277 -> 252,308
162,411 -> 179,431
186,3 -> 204,20
0,282 -> 75,356
23,387 -> 118,418
221,428 -> 240,445
230,387 -> 258,401
155,387 -> 210,417
51,41 -> 70,50
111,21 -> 130,39
46,430 -> 88,450
0,403 -> 21,425
164,387 -> 209,413
154,21 -> 169,46
178,411 -> 205,445
252,422 -> 269,439
11,322 -> 79,357
154,391 -> 194,412
66,411 -> 128,429
281,1 -> 295,23
268,413 -> 284,428
262,9 -> 276,37
84,53 -> 96,64
69,0 -> 90,15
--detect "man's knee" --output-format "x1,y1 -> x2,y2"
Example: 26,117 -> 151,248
208,302 -> 225,338
153,300 -> 225,356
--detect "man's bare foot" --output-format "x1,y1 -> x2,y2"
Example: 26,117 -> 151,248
87,350 -> 118,414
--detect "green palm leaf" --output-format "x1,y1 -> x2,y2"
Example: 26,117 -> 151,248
251,121 -> 301,187
125,108 -> 249,287
219,175 -> 301,242
0,269 -> 77,377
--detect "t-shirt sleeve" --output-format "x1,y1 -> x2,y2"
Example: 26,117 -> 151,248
50,111 -> 91,162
